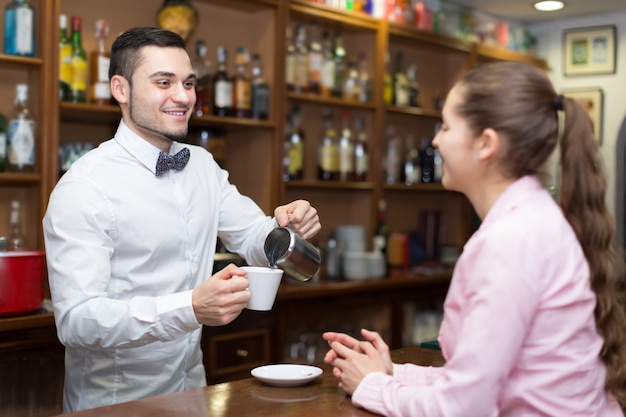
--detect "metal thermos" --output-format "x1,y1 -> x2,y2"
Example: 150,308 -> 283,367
264,227 -> 321,282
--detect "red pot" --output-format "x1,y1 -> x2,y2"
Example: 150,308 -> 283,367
0,251 -> 46,316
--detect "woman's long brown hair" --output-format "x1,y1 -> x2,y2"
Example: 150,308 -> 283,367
456,61 -> 626,409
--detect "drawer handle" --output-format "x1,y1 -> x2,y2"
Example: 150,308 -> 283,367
236,349 -> 249,358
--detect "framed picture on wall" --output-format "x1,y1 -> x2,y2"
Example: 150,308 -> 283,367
563,25 -> 616,76
562,88 -> 604,144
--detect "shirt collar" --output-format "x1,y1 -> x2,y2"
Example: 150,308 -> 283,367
481,175 -> 544,228
113,119 -> 184,176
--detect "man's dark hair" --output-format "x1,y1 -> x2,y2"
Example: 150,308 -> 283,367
109,27 -> 186,84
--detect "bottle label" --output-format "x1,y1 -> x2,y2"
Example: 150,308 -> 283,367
97,56 -> 110,82
286,56 -> 296,86
321,143 -> 338,172
355,153 -> 368,175
235,81 -> 251,110
94,82 -> 111,100
321,60 -> 335,92
0,133 -> 6,159
288,141 -> 303,175
15,8 -> 34,55
59,44 -> 73,84
308,52 -> 322,83
339,143 -> 354,173
71,56 -> 88,91
8,119 -> 35,168
215,80 -> 233,108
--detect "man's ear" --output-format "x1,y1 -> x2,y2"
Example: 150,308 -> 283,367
475,127 -> 500,161
110,75 -> 129,105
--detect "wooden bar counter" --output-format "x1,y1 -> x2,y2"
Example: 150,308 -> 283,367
51,346 -> 445,417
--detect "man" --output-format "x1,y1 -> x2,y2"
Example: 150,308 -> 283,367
43,27 -> 321,412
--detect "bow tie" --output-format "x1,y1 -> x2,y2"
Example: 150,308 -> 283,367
155,148 -> 190,177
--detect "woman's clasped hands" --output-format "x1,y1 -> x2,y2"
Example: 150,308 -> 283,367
323,328 -> 394,395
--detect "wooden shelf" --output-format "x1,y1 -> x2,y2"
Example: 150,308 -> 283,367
385,104 -> 442,118
277,271 -> 451,301
388,22 -> 473,53
287,92 -> 377,110
0,53 -> 43,68
383,182 -> 448,192
0,311 -> 54,333
289,0 -> 380,30
285,179 -> 376,190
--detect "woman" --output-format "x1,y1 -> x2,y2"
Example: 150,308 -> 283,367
324,61 -> 626,416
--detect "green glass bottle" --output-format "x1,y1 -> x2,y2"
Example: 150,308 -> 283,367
69,16 -> 87,103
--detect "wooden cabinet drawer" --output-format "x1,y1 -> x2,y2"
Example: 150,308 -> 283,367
206,329 -> 270,379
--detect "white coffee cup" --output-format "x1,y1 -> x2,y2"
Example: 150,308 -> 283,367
242,266 -> 284,311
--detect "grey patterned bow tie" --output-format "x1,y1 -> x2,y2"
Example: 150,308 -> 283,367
155,148 -> 190,177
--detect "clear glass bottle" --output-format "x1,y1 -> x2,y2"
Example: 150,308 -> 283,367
407,63 -> 421,107
385,125 -> 401,184
307,21 -> 322,94
89,19 -> 112,105
286,106 -> 304,180
193,40 -> 212,117
342,59 -> 360,101
383,50 -> 393,105
293,24 -> 309,94
402,134 -> 421,185
232,46 -> 251,118
357,52 -> 372,103
332,32 -> 346,98
251,53 -> 270,120
318,109 -> 338,181
0,113 -> 6,172
338,109 -> 354,182
59,14 -> 72,101
7,84 -> 35,173
3,0 -> 34,57
353,115 -> 368,182
212,46 -> 233,117
70,16 -> 88,103
320,30 -> 335,98
285,25 -> 296,92
9,200 -> 27,251
393,50 -> 409,106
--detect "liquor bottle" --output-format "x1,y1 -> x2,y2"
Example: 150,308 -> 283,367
353,115 -> 368,182
318,109 -> 338,181
285,25 -> 296,92
307,22 -> 322,94
393,51 -> 409,106
420,137 -> 435,183
59,14 -> 72,101
0,113 -> 6,172
407,63 -> 421,107
374,199 -> 389,258
250,53 -> 270,120
232,46 -> 251,118
9,200 -> 27,250
342,59 -> 360,101
401,134 -> 421,185
338,109 -> 354,182
3,0 -> 34,57
7,84 -> 35,173
212,46 -> 233,117
293,24 -> 308,94
332,32 -> 346,98
433,123 -> 443,183
357,52 -> 372,103
320,30 -> 335,98
286,106 -> 304,180
383,50 -> 393,105
69,16 -> 88,103
193,40 -> 212,116
89,19 -> 112,105
385,125 -> 401,184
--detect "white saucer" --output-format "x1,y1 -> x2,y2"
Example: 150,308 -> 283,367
251,364 -> 323,387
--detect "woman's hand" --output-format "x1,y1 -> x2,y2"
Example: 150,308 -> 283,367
323,329 -> 394,395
